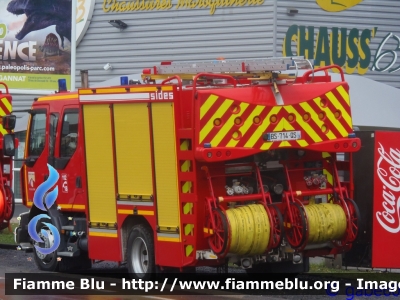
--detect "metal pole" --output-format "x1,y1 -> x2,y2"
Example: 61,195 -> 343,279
80,70 -> 89,88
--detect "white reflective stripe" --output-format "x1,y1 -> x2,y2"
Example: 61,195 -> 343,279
80,93 -> 150,101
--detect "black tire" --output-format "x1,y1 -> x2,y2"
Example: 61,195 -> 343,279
32,217 -> 59,272
127,224 -> 156,280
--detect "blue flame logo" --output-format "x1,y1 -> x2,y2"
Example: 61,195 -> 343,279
28,164 -> 61,255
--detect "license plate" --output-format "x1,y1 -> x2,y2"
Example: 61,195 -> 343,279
264,131 -> 301,142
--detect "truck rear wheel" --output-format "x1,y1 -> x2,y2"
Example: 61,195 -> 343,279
127,224 -> 155,280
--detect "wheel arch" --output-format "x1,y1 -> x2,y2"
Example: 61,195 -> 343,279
120,215 -> 153,262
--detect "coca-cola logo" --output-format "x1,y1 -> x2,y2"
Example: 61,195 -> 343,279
376,142 -> 400,233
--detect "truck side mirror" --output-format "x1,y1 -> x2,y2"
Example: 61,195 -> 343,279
3,134 -> 15,156
2,115 -> 16,130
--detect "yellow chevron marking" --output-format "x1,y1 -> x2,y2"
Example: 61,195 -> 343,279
200,99 -> 234,143
325,92 -> 352,128
273,117 -> 295,131
183,203 -> 193,214
322,152 -> 331,158
200,95 -> 219,119
0,108 -> 6,135
227,105 -> 265,147
182,181 -> 192,193
260,142 -> 273,150
185,245 -> 194,256
279,141 -> 291,147
211,102 -> 249,146
300,101 -> 332,141
336,85 -> 350,106
184,224 -> 194,235
297,139 -> 309,147
1,98 -> 11,112
180,139 -> 190,151
245,106 -> 282,148
180,140 -> 192,195
0,127 -> 8,135
318,98 -> 348,137
181,160 -> 191,172
284,105 -> 322,143
324,169 -> 333,185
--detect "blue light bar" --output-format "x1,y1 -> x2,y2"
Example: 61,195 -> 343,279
348,133 -> 356,138
58,79 -> 67,92
120,76 -> 128,85
204,143 -> 212,148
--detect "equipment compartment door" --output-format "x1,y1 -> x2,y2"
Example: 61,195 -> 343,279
83,104 -> 120,261
151,102 -> 180,236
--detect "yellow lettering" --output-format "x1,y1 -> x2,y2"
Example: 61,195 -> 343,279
104,0 -> 263,13
103,0 -> 172,11
102,0 -> 112,12
76,0 -> 86,23
176,0 -> 188,8
190,0 -> 199,8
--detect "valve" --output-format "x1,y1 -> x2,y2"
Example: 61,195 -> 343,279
232,180 -> 244,195
304,174 -> 327,188
225,179 -> 254,196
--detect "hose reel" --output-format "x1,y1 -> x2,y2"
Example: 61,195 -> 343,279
304,203 -> 347,244
226,204 -> 270,255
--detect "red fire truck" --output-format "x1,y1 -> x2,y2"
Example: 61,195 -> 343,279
12,58 -> 361,278
0,82 -> 16,232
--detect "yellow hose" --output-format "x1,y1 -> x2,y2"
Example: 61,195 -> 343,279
226,204 -> 270,255
305,203 -> 347,243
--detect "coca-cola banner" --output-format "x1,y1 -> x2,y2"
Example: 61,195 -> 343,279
372,131 -> 400,268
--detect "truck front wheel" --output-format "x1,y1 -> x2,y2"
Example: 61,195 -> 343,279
127,224 -> 155,280
32,220 -> 59,272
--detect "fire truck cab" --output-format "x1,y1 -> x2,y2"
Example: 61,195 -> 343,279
15,58 -> 361,278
